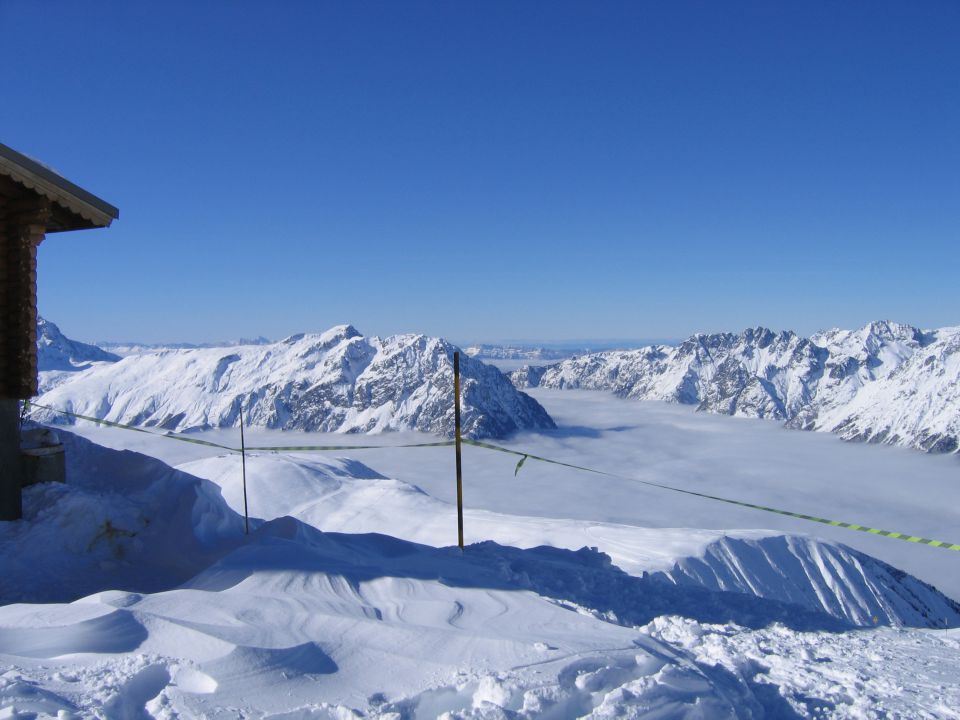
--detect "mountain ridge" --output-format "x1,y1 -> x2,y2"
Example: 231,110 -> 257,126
511,320 -> 960,454
34,323 -> 555,439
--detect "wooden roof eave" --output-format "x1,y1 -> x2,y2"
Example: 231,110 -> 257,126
0,143 -> 119,232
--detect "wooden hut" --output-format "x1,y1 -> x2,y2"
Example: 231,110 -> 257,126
0,142 -> 118,520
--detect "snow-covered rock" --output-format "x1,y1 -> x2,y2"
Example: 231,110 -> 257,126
36,317 -> 119,392
512,321 -> 960,453
34,325 -> 555,438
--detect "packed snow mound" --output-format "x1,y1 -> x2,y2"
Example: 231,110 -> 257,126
512,320 -> 960,453
0,428 -> 244,604
33,324 -> 556,438
180,452 -> 960,629
36,317 -> 120,392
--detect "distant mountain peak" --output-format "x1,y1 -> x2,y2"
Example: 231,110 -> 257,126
36,316 -> 119,382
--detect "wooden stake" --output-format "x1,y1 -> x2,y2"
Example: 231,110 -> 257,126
454,351 -> 464,549
240,405 -> 249,535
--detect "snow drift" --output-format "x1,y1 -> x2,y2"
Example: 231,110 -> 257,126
512,320 -> 960,453
33,324 -> 556,438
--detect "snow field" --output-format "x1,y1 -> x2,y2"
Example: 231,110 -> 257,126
2,388 -> 959,716
4,505 -> 957,717
71,387 -> 959,602
176,452 -> 959,629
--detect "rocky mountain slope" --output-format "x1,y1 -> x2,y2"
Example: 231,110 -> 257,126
34,324 -> 555,438
512,321 -> 960,453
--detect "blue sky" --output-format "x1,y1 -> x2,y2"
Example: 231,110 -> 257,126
3,1 -> 958,344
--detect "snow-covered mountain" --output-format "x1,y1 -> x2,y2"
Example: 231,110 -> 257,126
37,317 -> 119,371
34,324 -> 555,438
512,321 -> 960,453
36,317 -> 120,393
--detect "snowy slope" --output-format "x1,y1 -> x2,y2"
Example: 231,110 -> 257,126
0,523 -> 829,720
0,429 -> 243,605
658,535 -> 960,629
36,317 -> 120,392
1,431 -> 959,718
512,321 -> 960,453
179,452 -> 960,630
33,325 -> 555,439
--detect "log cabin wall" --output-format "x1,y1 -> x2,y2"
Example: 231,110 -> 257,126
0,183 -> 50,400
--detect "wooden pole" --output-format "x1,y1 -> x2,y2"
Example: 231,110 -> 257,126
239,405 -> 249,535
454,352 -> 464,549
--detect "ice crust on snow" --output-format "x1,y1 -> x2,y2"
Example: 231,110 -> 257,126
1,430 -> 959,717
512,320 -> 960,453
34,324 -> 555,439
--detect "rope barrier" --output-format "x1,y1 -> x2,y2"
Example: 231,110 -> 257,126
27,402 -> 240,452
461,439 -> 960,552
25,402 -> 455,454
25,402 -> 960,552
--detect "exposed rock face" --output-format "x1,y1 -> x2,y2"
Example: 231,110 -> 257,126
512,321 -> 960,453
35,325 -> 556,439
